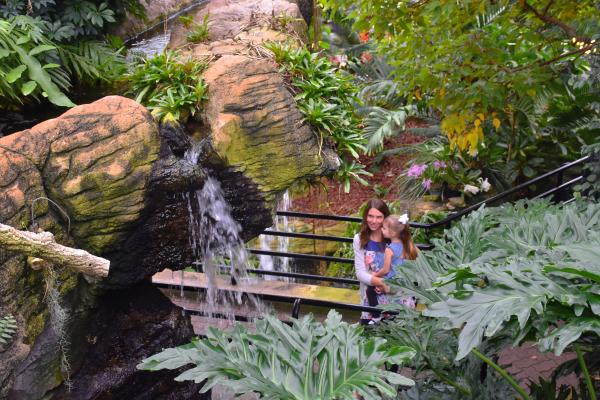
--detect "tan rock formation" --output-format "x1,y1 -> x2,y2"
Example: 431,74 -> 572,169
200,54 -> 337,201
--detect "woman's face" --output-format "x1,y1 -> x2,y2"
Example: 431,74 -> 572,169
366,208 -> 385,232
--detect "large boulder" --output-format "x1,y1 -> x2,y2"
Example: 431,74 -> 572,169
199,54 -> 338,202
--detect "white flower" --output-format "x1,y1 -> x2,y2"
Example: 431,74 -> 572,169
463,184 -> 480,195
479,178 -> 492,192
398,213 -> 409,224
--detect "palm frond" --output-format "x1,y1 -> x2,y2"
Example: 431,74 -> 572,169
363,106 -> 415,153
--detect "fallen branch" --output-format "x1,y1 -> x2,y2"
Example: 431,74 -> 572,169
0,223 -> 109,278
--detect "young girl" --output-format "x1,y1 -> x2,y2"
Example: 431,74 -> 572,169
366,214 -> 419,320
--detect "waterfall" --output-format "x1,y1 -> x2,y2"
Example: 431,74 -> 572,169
182,143 -> 264,319
259,190 -> 292,281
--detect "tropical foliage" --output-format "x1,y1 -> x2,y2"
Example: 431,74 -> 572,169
576,142 -> 600,200
138,310 -> 416,399
319,0 -> 600,154
372,308 -> 517,399
0,16 -> 124,108
0,313 -> 17,346
0,0 -> 135,108
265,42 -> 371,192
379,199 -> 600,397
124,51 -> 208,123
186,13 -> 210,43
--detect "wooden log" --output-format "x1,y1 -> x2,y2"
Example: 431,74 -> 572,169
0,223 -> 109,278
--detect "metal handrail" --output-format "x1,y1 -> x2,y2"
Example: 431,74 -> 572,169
263,229 -> 353,243
256,231 -> 434,250
276,156 -> 589,229
245,267 -> 359,285
249,249 -> 352,264
158,282 -> 384,317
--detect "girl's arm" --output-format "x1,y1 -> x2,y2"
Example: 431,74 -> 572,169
373,247 -> 393,277
353,235 -> 385,286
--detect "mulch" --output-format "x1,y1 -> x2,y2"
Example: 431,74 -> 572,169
291,118 -> 427,216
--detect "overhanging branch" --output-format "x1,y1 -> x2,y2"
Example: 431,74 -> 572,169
0,223 -> 109,278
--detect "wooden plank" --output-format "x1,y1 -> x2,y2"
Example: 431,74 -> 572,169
152,269 -> 361,304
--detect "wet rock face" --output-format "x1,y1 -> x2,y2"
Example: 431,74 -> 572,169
46,282 -> 204,400
0,97 -> 205,399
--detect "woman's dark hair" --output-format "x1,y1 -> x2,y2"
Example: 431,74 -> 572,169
359,198 -> 391,249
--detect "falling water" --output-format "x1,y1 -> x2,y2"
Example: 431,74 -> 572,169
182,143 -> 264,319
259,191 -> 292,281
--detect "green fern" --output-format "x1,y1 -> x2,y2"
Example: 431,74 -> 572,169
0,314 -> 17,345
0,16 -> 125,108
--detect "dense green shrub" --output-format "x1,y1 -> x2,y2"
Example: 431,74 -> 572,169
265,42 -> 371,192
378,199 -> 600,398
0,0 -> 143,41
124,51 -> 208,122
0,16 -> 125,108
0,0 -> 137,108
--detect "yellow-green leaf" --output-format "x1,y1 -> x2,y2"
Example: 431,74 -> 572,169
42,63 -> 61,69
29,45 -> 56,56
0,48 -> 11,59
6,65 -> 27,83
21,80 -> 37,95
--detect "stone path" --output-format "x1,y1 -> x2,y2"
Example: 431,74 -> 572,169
498,342 -> 577,387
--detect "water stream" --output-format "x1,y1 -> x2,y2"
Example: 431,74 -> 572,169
182,143 -> 264,320
259,191 -> 292,280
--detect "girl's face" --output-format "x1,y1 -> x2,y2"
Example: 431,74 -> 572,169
381,222 -> 392,239
366,208 -> 385,232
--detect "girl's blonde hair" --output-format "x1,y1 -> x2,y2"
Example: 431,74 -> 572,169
384,215 -> 419,260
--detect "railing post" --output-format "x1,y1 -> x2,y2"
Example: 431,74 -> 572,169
291,298 -> 302,319
556,170 -> 564,202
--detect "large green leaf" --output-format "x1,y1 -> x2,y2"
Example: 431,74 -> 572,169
539,318 -> 600,355
6,65 -> 27,83
10,44 -> 75,107
425,282 -> 548,360
138,310 -> 415,399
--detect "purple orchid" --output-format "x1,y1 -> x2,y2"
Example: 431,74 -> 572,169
407,164 -> 427,178
433,160 -> 446,169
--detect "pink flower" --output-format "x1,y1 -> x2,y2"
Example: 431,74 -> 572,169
407,164 -> 427,178
330,54 -> 348,67
422,178 -> 433,190
360,51 -> 373,63
433,160 -> 446,169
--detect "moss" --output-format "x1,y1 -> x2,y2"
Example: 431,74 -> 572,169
58,272 -> 78,297
27,312 -> 47,342
214,116 -> 320,198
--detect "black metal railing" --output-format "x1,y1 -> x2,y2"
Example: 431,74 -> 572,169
271,156 -> 589,230
160,155 -> 589,322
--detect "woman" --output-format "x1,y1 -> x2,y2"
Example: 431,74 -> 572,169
353,198 -> 390,324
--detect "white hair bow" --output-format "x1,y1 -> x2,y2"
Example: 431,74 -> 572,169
398,213 -> 409,224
